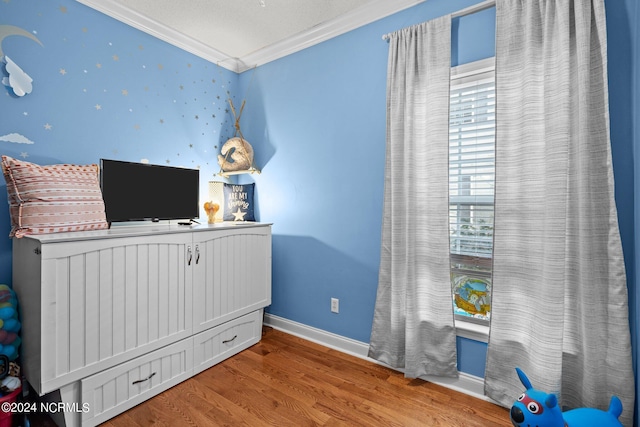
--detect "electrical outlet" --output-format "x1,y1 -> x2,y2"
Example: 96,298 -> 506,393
331,297 -> 339,313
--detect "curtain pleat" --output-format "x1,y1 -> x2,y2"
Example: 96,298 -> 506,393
485,1 -> 635,425
368,15 -> 457,378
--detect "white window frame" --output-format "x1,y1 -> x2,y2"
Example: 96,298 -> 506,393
450,57 -> 495,342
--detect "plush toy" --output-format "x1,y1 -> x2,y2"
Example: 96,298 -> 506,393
510,368 -> 623,427
0,285 -> 20,361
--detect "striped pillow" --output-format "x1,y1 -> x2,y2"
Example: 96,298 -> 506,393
1,156 -> 108,238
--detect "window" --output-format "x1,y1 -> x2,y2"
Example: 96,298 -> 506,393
449,58 -> 495,324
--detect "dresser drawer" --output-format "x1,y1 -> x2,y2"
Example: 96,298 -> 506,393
81,338 -> 193,426
193,309 -> 263,374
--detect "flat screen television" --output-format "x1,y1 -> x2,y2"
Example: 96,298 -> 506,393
100,159 -> 199,224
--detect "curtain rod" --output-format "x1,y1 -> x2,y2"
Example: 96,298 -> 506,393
381,0 -> 496,40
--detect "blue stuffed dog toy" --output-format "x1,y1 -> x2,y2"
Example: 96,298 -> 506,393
510,368 -> 623,427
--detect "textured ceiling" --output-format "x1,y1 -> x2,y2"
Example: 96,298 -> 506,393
111,0 -> 374,59
77,0 -> 425,71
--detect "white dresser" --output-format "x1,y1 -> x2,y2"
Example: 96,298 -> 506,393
12,222 -> 272,426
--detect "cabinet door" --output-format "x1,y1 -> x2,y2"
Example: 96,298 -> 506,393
38,233 -> 193,394
192,226 -> 271,332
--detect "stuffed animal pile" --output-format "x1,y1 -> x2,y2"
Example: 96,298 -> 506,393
0,285 -> 20,361
510,367 -> 623,427
0,285 -> 21,396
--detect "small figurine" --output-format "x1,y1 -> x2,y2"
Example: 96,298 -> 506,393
203,201 -> 220,224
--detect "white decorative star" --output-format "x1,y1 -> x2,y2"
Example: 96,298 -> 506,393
44,123 -> 52,130
232,208 -> 247,221
59,68 -> 66,75
20,152 -> 28,158
95,104 -> 102,110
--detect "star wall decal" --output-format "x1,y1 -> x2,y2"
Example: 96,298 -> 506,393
3,23 -> 240,170
59,6 -> 67,13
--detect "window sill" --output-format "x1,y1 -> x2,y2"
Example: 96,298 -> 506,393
455,319 -> 489,343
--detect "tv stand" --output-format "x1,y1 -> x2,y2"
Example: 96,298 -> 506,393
12,223 -> 272,426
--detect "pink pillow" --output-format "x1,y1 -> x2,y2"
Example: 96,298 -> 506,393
1,156 -> 108,238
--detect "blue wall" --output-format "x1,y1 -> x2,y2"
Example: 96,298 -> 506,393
1,0 -> 639,421
237,0 -> 639,400
238,0 -> 496,345
606,0 -> 638,425
0,0 -> 239,285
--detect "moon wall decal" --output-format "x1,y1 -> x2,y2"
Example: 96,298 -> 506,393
0,25 -> 43,58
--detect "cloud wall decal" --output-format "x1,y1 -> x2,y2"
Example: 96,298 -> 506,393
2,56 -> 33,97
0,133 -> 35,144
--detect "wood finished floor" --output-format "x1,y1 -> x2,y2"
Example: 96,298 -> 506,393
102,327 -> 511,426
29,327 -> 512,426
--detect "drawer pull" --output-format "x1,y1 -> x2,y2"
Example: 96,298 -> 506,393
222,335 -> 237,344
132,372 -> 156,385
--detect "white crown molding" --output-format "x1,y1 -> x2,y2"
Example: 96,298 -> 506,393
75,0 -> 243,72
237,0 -> 426,72
76,0 -> 426,74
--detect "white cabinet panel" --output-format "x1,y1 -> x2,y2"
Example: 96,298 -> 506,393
193,309 -> 263,375
81,337 -> 193,427
16,232 -> 193,395
13,223 -> 271,425
193,227 -> 271,332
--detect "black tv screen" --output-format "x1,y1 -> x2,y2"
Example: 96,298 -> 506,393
100,159 -> 199,223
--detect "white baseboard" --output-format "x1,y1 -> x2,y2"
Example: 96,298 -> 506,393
263,313 -> 492,403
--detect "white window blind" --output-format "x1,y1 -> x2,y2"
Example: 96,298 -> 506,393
449,59 -> 495,322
